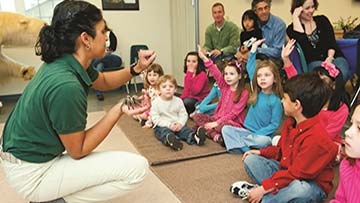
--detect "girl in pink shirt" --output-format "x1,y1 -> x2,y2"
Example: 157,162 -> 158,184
192,45 -> 249,144
331,105 -> 360,203
282,39 -> 349,160
180,51 -> 210,114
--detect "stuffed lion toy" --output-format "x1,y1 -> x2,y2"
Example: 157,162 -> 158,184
0,12 -> 45,83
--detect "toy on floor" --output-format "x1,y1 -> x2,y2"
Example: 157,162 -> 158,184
230,180 -> 257,200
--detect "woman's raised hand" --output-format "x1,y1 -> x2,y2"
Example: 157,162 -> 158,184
138,50 -> 157,72
293,7 -> 303,18
197,45 -> 209,62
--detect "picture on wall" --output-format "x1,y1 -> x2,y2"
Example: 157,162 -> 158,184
102,0 -> 139,11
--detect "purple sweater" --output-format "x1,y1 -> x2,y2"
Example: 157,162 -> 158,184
180,71 -> 210,102
330,159 -> 360,203
204,60 -> 248,125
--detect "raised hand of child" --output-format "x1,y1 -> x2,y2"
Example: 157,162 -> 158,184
250,39 -> 266,53
197,45 -> 209,62
282,39 -> 296,66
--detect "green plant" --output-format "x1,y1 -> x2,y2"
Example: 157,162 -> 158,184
334,16 -> 359,33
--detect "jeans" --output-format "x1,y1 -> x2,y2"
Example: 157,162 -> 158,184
154,126 -> 195,145
222,126 -> 272,153
308,57 -> 350,81
93,54 -> 122,95
244,154 -> 326,203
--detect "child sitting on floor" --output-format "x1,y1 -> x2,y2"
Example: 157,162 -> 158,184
222,39 -> 283,153
133,63 -> 164,127
281,39 -> 349,161
232,73 -> 338,202
193,45 -> 249,145
331,104 -> 360,203
150,75 -> 206,151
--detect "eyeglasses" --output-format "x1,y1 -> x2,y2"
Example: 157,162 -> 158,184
255,5 -> 270,12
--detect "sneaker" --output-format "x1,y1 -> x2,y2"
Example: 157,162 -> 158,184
96,94 -> 104,101
229,181 -> 257,200
213,134 -> 224,146
166,133 -> 183,151
194,127 -> 206,146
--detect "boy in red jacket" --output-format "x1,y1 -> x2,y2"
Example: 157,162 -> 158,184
231,73 -> 338,203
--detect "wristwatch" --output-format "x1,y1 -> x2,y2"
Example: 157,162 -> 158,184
130,62 -> 141,76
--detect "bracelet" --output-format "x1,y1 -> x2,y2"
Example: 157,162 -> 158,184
130,63 -> 141,76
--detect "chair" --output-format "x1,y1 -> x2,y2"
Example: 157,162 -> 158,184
337,39 -> 360,107
290,38 -> 360,107
129,44 -> 149,93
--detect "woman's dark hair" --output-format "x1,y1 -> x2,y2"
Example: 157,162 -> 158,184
183,51 -> 205,75
241,9 -> 260,31
35,0 -> 103,63
290,0 -> 319,14
314,65 -> 350,110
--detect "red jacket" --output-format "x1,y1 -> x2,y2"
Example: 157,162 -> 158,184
260,115 -> 338,196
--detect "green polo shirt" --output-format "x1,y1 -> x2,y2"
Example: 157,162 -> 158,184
2,54 -> 99,163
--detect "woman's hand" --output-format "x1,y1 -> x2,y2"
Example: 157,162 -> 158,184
118,97 -> 150,117
242,149 -> 260,161
292,7 -> 303,18
137,50 -> 157,72
197,45 -> 209,62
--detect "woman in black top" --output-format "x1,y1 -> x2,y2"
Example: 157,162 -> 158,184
286,0 -> 350,80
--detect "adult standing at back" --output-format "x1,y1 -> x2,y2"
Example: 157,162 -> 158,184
203,2 -> 239,62
251,0 -> 286,60
286,0 -> 350,80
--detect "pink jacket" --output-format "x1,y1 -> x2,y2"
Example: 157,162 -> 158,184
180,71 -> 210,102
330,159 -> 360,203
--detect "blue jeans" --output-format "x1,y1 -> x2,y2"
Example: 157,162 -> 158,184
154,126 -> 195,145
222,126 -> 272,153
308,57 -> 350,81
93,54 -> 122,95
244,154 -> 326,203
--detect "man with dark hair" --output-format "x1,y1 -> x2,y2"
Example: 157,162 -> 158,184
251,0 -> 286,59
231,73 -> 338,202
93,30 -> 123,100
203,2 -> 239,62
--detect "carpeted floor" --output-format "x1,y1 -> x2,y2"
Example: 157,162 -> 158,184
117,115 -> 227,166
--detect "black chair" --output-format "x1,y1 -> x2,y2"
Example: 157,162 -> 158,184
130,44 -> 149,93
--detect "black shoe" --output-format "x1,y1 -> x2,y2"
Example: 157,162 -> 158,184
166,133 -> 183,151
194,127 -> 206,146
96,94 -> 104,101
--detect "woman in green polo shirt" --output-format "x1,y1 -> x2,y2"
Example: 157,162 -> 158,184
0,1 -> 156,203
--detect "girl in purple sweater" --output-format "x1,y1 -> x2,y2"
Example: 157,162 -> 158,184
330,104 -> 360,203
192,45 -> 249,144
180,51 -> 210,114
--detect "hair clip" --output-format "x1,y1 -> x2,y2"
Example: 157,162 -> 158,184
235,61 -> 242,72
321,61 -> 339,78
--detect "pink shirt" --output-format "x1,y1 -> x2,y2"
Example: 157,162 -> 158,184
180,71 -> 210,102
330,159 -> 360,203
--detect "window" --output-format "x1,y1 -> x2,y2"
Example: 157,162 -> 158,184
0,0 -> 61,23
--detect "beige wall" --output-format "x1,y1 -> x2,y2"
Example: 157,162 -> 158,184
199,0 -> 360,46
1,0 -> 360,95
0,0 -> 175,96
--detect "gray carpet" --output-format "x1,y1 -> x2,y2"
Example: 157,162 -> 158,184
116,115 -> 227,166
